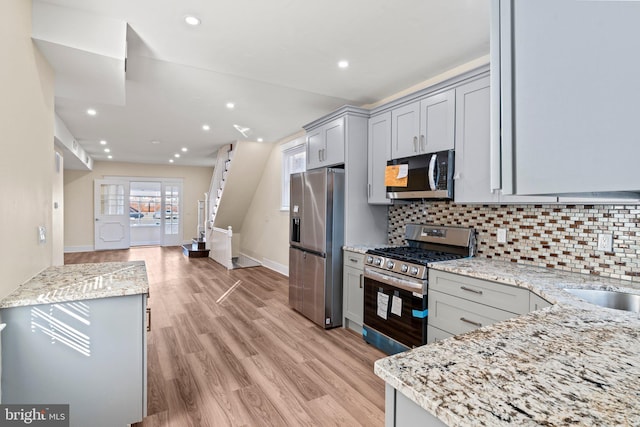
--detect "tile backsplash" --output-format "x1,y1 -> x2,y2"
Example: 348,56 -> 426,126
388,202 -> 640,282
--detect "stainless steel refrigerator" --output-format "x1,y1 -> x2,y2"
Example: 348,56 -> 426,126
289,168 -> 344,328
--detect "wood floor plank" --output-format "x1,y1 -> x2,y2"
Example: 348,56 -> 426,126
65,247 -> 386,427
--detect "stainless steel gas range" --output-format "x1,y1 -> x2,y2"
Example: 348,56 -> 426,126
363,224 -> 476,355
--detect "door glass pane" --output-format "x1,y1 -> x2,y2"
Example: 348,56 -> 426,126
164,185 -> 180,235
100,184 -> 124,215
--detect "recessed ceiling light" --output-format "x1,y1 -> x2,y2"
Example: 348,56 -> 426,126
100,140 -> 107,145
107,155 -> 113,159
202,124 -> 210,131
151,140 -> 160,144
226,102 -> 235,109
257,138 -> 263,142
181,147 -> 188,152
87,108 -> 97,116
184,15 -> 201,26
174,153 -> 180,158
169,159 -> 174,163
338,60 -> 349,69
104,148 -> 111,153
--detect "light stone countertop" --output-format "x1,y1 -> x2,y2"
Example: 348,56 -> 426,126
0,261 -> 149,309
374,258 -> 640,426
343,244 -> 395,254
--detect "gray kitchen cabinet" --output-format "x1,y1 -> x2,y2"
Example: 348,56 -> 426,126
342,249 -> 365,332
530,292 -> 552,312
306,116 -> 345,169
386,384 -> 447,427
304,106 -> 388,247
492,0 -> 640,197
367,111 -> 392,205
426,324 -> 453,344
454,74 -> 556,204
391,89 -> 455,160
1,294 -> 147,427
428,269 -> 532,340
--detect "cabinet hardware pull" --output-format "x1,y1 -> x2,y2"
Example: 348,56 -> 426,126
146,307 -> 151,332
413,136 -> 418,152
359,274 -> 364,288
420,134 -> 425,151
350,258 -> 358,263
368,184 -> 371,198
318,150 -> 322,162
460,286 -> 483,295
460,317 -> 482,328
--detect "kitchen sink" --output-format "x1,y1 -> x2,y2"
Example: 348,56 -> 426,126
564,288 -> 640,313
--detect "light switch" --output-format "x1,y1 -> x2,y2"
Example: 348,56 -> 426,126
497,228 -> 507,243
38,226 -> 46,243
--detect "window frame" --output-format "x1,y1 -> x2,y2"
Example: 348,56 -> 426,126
281,137 -> 306,211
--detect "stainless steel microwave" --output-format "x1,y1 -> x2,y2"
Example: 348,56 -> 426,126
386,150 -> 454,200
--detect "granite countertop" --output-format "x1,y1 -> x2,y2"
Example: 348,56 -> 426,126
343,244 -> 395,254
374,258 -> 640,426
0,261 -> 149,309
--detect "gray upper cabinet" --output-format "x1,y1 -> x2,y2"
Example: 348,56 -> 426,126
454,74 -> 555,204
367,112 -> 392,204
391,89 -> 455,160
419,89 -> 455,154
306,116 -> 345,170
492,0 -> 640,196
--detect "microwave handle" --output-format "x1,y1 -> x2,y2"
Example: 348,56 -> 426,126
428,153 -> 438,190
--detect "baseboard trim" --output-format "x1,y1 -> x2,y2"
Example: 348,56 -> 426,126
64,245 -> 94,253
262,258 -> 288,277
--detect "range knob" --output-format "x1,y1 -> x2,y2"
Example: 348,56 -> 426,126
401,264 -> 409,273
366,256 -> 374,264
374,258 -> 383,266
386,260 -> 395,269
410,266 -> 419,275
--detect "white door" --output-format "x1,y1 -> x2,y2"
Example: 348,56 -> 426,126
94,179 -> 130,250
161,182 -> 182,246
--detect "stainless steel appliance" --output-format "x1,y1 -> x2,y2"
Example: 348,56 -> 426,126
289,168 -> 344,328
363,224 -> 476,354
386,149 -> 454,200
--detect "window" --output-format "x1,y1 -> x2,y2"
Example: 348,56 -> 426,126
281,138 -> 306,210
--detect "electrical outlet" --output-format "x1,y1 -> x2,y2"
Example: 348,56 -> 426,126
597,233 -> 613,252
497,228 -> 507,243
38,226 -> 46,244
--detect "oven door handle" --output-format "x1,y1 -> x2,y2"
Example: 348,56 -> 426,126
364,267 -> 425,295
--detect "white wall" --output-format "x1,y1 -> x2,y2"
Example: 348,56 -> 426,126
0,0 -> 55,298
239,138 -> 295,274
64,161 -> 213,250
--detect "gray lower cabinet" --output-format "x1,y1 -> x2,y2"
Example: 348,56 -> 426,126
343,249 -> 365,332
427,270 -> 549,344
386,384 -> 447,427
1,294 -> 147,427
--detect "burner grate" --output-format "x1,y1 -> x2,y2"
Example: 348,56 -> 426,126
368,246 -> 464,266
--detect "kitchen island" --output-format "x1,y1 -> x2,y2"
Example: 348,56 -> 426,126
375,258 -> 640,426
0,261 -> 149,427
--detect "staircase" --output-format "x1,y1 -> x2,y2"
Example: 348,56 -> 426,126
205,141 -> 272,269
182,238 -> 209,258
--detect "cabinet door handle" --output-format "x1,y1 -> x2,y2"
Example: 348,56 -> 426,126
460,317 -> 482,328
323,148 -> 326,161
318,150 -> 322,162
420,134 -> 425,152
359,274 -> 364,288
368,183 -> 371,198
146,307 -> 151,332
413,136 -> 418,152
349,258 -> 359,263
460,286 -> 483,295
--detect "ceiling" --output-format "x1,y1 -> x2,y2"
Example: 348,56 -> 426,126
33,0 -> 490,168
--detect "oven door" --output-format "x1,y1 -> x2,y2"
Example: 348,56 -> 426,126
363,269 -> 427,349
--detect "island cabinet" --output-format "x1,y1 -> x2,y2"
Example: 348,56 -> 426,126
1,294 -> 148,427
386,384 -> 448,427
391,89 -> 455,160
427,269 -> 547,344
342,249 -> 365,332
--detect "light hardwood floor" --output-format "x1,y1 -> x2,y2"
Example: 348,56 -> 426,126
65,247 -> 386,426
